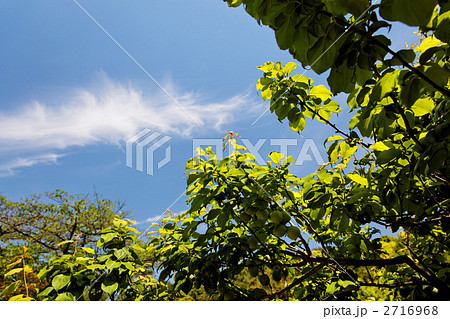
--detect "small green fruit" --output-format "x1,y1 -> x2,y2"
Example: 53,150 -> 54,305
259,274 -> 270,286
217,283 -> 227,294
248,237 -> 258,250
270,210 -> 283,224
273,224 -> 287,237
254,218 -> 266,227
245,206 -> 258,215
287,226 -> 301,240
240,212 -> 252,223
256,209 -> 268,221
249,267 -> 259,277
272,266 -> 282,282
223,291 -> 235,301
281,210 -> 291,224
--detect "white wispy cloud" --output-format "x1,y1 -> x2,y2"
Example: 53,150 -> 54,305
0,73 -> 260,176
136,210 -> 185,225
0,153 -> 64,177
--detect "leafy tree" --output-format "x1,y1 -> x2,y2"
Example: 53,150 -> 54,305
0,189 -> 129,257
0,190 -> 130,298
2,0 -> 450,301
1,218 -> 159,301
148,0 -> 450,300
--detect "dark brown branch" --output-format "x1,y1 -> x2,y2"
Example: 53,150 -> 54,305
322,286 -> 359,300
283,185 -> 330,254
282,184 -> 313,256
1,222 -> 57,252
391,94 -> 424,152
299,99 -> 370,149
285,251 -> 450,294
360,281 -> 418,288
250,255 -> 309,268
265,263 -> 325,299
391,94 -> 449,186
346,24 -> 450,98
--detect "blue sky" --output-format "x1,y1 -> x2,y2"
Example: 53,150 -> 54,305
0,1 -> 419,228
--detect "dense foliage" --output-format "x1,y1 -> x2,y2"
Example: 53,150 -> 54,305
1,0 -> 450,300
148,0 -> 450,300
0,190 -> 130,300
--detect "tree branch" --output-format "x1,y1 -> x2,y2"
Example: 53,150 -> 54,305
346,25 -> 450,98
298,98 -> 370,149
285,252 -> 450,295
264,263 -> 325,299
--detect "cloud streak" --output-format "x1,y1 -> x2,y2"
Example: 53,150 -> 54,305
0,153 -> 63,177
0,73 -> 260,176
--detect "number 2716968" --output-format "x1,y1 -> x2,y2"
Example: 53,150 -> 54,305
384,306 -> 438,316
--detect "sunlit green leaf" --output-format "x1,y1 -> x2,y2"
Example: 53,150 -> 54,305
52,274 -> 71,291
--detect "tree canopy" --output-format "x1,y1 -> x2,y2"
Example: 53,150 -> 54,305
148,0 -> 450,300
1,0 -> 450,301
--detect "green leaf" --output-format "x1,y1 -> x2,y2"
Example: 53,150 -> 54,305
181,278 -> 193,295
344,0 -> 370,17
207,208 -> 221,221
328,64 -> 355,94
389,49 -> 416,65
6,258 -> 23,270
376,149 -> 402,165
81,247 -> 95,254
325,135 -> 344,144
4,268 -> 23,277
347,173 -> 368,187
57,240 -> 74,247
190,194 -> 206,212
435,11 -> 450,43
37,286 -> 54,298
101,280 -> 119,295
411,97 -> 435,116
323,0 -> 348,16
8,294 -> 34,301
371,69 -> 405,101
227,0 -> 242,7
419,46 -> 445,65
101,232 -> 117,243
55,292 -> 76,301
308,36 -> 338,74
283,62 -> 297,75
429,145 -> 447,173
288,108 -> 306,133
338,280 -> 356,289
292,27 -> 318,66
326,281 -> 338,294
338,213 -> 350,232
269,151 -> 284,164
275,15 -> 297,50
422,64 -> 450,88
380,0 -> 437,27
370,141 -> 390,151
52,274 -> 71,291
250,288 -> 267,299
105,258 -> 120,270
309,85 -> 332,101
400,76 -> 421,107
217,212 -> 229,228
1,281 -> 21,297
113,218 -> 128,228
